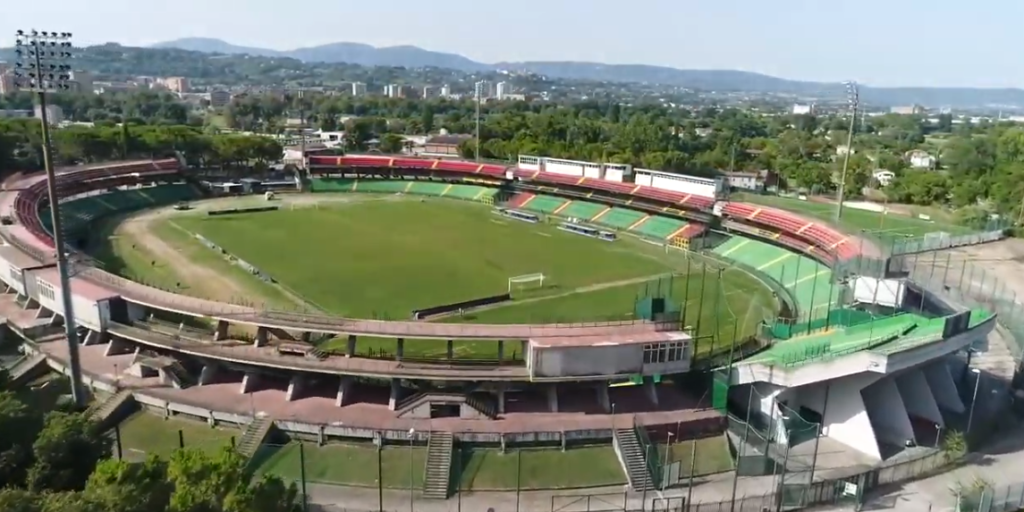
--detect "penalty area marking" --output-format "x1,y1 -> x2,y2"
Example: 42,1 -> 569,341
534,232 -> 551,237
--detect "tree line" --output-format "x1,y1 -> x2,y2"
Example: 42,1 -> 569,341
0,370 -> 301,512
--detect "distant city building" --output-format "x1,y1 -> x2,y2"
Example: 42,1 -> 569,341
0,109 -> 32,118
722,170 -> 777,192
0,69 -> 15,95
422,86 -> 440,99
422,133 -> 473,156
160,76 -> 190,93
890,105 -> 924,115
496,81 -> 511,100
792,104 -> 815,115
385,84 -> 406,98
501,93 -> 527,102
440,84 -> 452,97
34,104 -> 64,125
351,82 -> 367,96
70,71 -> 94,93
475,80 -> 495,99
209,90 -> 231,108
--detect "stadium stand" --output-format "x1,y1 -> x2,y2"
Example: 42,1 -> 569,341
633,216 -> 687,240
714,236 -> 837,321
309,178 -> 356,192
40,185 -> 198,236
520,195 -> 568,215
559,201 -> 607,220
504,193 -> 535,209
594,207 -> 646,230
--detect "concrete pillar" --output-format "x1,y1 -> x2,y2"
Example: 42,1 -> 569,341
199,364 -> 218,386
396,338 -> 404,361
240,372 -> 258,394
82,330 -> 101,346
446,340 -> 454,360
388,379 -> 401,411
318,425 -> 325,446
300,332 -> 312,342
547,384 -> 559,413
644,377 -> 660,407
104,337 -> 127,357
497,340 -> 505,362
596,382 -> 611,413
214,320 -> 229,341
255,327 -> 269,347
336,377 -> 353,407
346,335 -> 357,357
286,376 -> 303,402
497,384 -> 506,415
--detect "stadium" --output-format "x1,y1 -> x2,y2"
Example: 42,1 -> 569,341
0,152 -> 1002,501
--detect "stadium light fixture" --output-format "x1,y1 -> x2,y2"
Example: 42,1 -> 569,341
835,81 -> 859,223
13,29 -> 86,409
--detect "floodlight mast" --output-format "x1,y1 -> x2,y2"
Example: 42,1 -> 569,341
835,81 -> 859,223
13,29 -> 86,409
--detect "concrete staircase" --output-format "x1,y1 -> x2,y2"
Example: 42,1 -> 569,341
236,416 -> 273,458
163,361 -> 197,389
89,389 -> 134,424
614,428 -> 653,491
423,432 -> 453,499
973,326 -> 1019,383
7,353 -> 47,387
465,393 -> 499,419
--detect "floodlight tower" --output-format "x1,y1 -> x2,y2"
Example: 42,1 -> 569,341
834,81 -> 859,223
13,29 -> 86,408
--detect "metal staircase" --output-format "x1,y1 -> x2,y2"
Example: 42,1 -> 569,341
423,432 -> 453,499
614,428 -> 654,491
236,416 -> 273,459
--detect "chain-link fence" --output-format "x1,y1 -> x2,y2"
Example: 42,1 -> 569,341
958,482 -> 1024,512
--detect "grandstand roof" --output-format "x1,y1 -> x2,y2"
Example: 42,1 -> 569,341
531,331 -> 691,348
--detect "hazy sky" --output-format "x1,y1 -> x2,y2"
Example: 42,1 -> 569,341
0,0 -> 1017,88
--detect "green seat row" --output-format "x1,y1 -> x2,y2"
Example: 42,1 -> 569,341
634,216 -> 686,239
309,178 -> 355,192
522,195 -> 567,214
595,207 -> 645,230
558,200 -> 606,220
41,184 -> 199,237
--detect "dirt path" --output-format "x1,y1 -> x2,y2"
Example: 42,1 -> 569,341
116,207 -> 250,304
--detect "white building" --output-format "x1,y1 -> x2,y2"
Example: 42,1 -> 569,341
34,104 -> 63,125
440,84 -> 452,98
792,104 -> 815,115
422,86 -> 439,99
496,81 -> 511,100
906,150 -> 936,169
351,82 -> 367,96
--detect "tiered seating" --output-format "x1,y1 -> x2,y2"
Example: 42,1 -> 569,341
353,180 -> 410,194
633,216 -> 686,240
749,314 -> 920,366
714,236 -> 837,322
520,195 -> 567,215
444,185 -> 495,202
309,178 -> 355,192
504,193 -> 535,209
593,207 -> 646,230
559,201 -> 606,219
673,222 -> 707,240
408,181 -> 450,196
40,185 -> 199,237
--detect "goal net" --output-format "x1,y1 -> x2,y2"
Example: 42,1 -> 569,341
508,273 -> 546,294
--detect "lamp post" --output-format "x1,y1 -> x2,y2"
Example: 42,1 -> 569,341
13,29 -> 86,409
834,81 -> 859,223
966,368 -> 981,435
408,427 -> 415,512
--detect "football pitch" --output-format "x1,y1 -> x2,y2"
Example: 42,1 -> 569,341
159,196 -> 775,357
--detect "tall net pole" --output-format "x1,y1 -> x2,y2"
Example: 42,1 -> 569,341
13,29 -> 86,408
834,81 -> 859,223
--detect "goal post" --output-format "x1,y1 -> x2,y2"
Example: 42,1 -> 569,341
508,273 -> 546,294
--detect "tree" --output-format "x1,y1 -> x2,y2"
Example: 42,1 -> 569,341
0,392 -> 42,489
420,103 -> 435,134
379,133 -> 405,154
26,412 -> 112,493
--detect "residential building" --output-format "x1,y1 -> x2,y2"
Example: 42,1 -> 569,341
385,84 -> 406,98
422,133 -> 473,156
0,109 -> 32,118
162,77 -> 190,93
351,82 -> 367,96
70,71 -> 93,93
0,70 -> 15,95
873,169 -> 896,186
422,86 -> 439,99
906,149 -> 936,169
34,104 -> 64,125
890,105 -> 924,115
209,90 -> 231,108
440,84 -> 452,97
792,104 -> 815,115
475,80 -> 495,99
722,170 -> 778,192
496,81 -> 511,100
501,93 -> 527,102
836,145 -> 855,156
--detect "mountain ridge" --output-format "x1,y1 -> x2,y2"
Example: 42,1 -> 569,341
148,38 -> 1024,107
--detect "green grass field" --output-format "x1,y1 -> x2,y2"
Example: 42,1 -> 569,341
159,197 -> 774,357
115,412 -> 239,461
735,193 -> 968,239
253,441 -> 626,490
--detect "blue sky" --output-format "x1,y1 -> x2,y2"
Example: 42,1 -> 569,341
0,0 -> 1017,88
